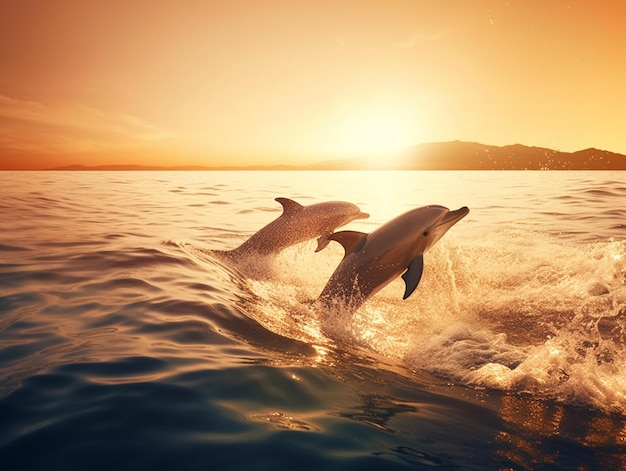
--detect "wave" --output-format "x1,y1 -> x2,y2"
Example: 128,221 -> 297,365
184,232 -> 626,414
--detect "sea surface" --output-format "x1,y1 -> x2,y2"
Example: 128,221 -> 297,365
1,170 -> 626,470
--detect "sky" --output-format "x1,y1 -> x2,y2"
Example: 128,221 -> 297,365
1,0 -> 625,169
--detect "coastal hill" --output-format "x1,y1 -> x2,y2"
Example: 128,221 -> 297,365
47,163 -> 302,171
321,141 -> 626,170
413,141 -> 626,170
46,141 -> 626,171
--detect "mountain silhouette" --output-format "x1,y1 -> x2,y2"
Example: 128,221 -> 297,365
400,141 -> 626,170
326,141 -> 626,170
43,141 -> 626,171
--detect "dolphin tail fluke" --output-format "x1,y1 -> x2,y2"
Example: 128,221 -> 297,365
401,254 -> 424,299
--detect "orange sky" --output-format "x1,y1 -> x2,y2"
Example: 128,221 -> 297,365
1,0 -> 625,169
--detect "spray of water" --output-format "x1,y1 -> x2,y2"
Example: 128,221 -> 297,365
187,232 -> 626,413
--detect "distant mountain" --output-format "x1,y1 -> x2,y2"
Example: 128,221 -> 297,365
399,141 -> 626,170
42,141 -> 626,171
321,141 -> 626,170
47,163 -> 301,171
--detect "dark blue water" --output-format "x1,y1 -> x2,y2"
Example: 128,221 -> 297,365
2,171 -> 626,470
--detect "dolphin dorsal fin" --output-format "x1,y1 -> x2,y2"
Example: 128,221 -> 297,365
327,230 -> 368,257
275,197 -> 304,215
401,254 -> 424,299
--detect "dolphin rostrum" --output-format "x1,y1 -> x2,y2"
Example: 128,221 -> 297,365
317,205 -> 469,314
215,197 -> 369,259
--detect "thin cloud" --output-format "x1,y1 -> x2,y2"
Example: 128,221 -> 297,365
0,94 -> 179,154
333,37 -> 349,49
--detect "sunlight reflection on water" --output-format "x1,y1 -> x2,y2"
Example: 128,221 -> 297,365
2,170 -> 626,470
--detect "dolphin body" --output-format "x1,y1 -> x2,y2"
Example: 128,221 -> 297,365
215,197 -> 369,259
317,205 -> 469,313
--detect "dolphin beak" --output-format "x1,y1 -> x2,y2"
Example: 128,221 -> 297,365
356,212 -> 370,219
438,206 -> 469,227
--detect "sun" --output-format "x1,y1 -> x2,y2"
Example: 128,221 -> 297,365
331,102 -> 421,158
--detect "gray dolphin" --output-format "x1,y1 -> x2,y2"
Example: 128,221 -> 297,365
215,197 -> 369,259
317,205 -> 469,313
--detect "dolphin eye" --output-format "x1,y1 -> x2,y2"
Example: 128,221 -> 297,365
423,231 -> 429,237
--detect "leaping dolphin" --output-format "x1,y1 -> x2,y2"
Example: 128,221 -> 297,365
214,197 -> 369,260
317,205 -> 469,314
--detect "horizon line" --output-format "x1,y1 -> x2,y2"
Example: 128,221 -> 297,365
2,140 -> 626,171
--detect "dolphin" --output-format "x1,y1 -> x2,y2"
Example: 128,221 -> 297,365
214,197 -> 369,260
317,205 -> 469,313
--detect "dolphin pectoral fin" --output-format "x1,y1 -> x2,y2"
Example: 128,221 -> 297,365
327,230 -> 368,256
275,197 -> 304,215
401,254 -> 424,299
315,235 -> 330,252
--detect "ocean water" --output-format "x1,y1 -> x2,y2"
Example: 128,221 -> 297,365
1,170 -> 626,470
